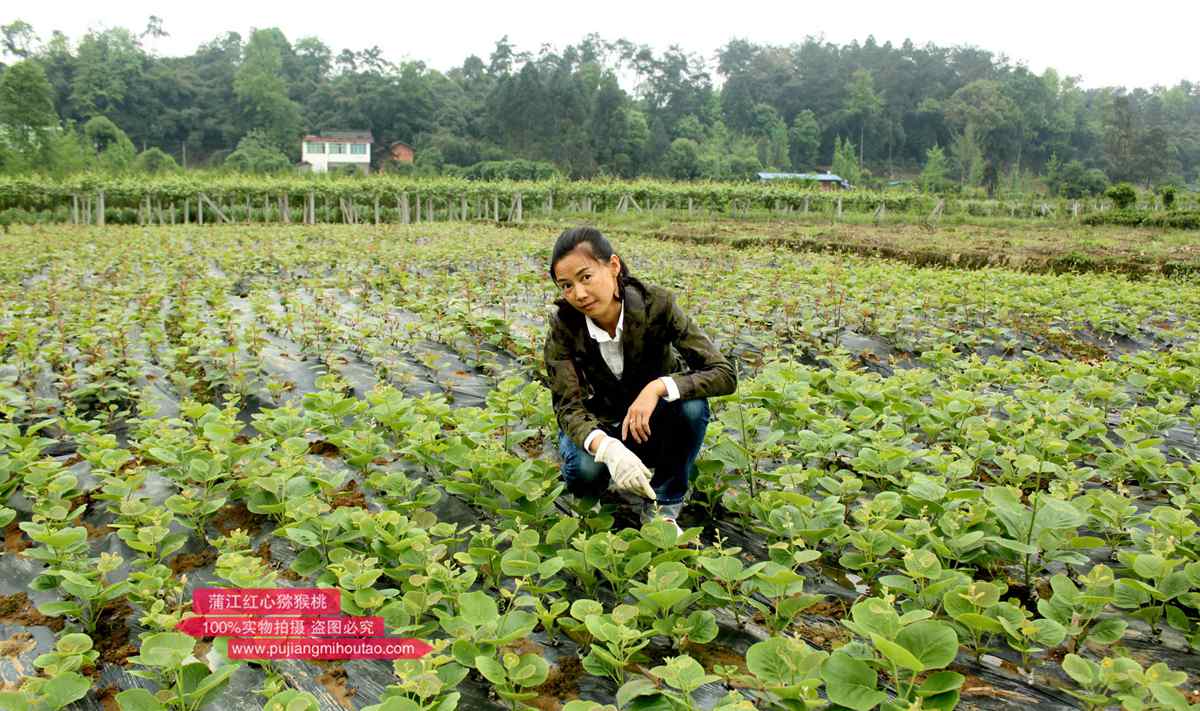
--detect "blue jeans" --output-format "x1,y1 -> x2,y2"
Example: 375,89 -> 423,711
558,398 -> 710,516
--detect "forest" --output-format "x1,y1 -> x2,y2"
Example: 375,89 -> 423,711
0,17 -> 1197,192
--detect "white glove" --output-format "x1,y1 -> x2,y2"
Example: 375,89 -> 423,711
594,437 -> 656,500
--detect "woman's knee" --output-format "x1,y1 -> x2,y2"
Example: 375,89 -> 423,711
678,398 -> 710,438
558,431 -> 608,489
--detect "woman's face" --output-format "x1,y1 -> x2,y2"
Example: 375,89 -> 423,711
552,246 -> 622,319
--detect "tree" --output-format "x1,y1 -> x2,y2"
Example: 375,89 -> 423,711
663,137 -> 701,179
950,123 -> 985,188
1,20 -> 38,59
1102,93 -> 1137,183
70,28 -> 146,119
788,110 -> 820,170
0,60 -> 58,154
844,68 -> 883,169
591,74 -> 647,177
748,103 -> 788,170
944,79 -> 1022,169
82,116 -> 135,172
134,146 -> 178,173
224,130 -> 290,173
831,136 -> 861,185
919,144 -> 948,192
234,28 -> 302,153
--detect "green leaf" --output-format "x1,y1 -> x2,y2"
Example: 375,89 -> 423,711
683,611 -> 718,645
917,671 -> 965,697
116,687 -> 167,711
560,591 -> 598,615
1061,654 -> 1098,685
130,632 -> 195,668
459,591 -> 499,627
871,633 -> 924,672
894,621 -> 959,670
617,678 -> 660,708
42,671 -> 92,710
821,651 -> 888,711
849,597 -> 900,639
1086,618 -> 1127,645
500,548 -> 540,577
747,637 -> 824,685
474,655 -> 507,685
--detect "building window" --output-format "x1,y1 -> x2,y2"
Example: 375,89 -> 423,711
329,143 -> 346,155
305,142 -> 325,154
350,143 -> 367,155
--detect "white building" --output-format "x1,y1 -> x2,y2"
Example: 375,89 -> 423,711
301,131 -> 373,174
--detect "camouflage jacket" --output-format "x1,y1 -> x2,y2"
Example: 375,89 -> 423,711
543,276 -> 737,449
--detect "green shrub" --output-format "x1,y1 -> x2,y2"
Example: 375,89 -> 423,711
1082,209 -> 1200,229
1160,185 -> 1177,210
462,159 -> 560,181
1105,182 -> 1137,209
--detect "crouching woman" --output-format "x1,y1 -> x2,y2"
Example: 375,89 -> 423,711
542,226 -> 737,530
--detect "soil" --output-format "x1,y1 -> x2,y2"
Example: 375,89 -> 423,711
315,663 -> 357,709
169,547 -> 218,575
529,655 -> 585,710
84,521 -> 113,540
0,592 -> 65,631
806,599 -> 848,619
518,431 -> 548,459
3,521 -> 30,555
330,480 -> 367,510
67,492 -> 94,516
792,619 -> 849,651
96,683 -> 121,711
93,599 -> 136,667
308,440 -> 341,457
210,502 -> 269,537
688,642 -> 749,678
1003,582 -> 1041,612
255,539 -> 272,566
0,631 -> 36,658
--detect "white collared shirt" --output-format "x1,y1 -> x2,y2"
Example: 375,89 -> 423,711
582,301 -> 680,453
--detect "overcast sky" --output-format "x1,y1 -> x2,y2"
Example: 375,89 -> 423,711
5,1 -> 1197,90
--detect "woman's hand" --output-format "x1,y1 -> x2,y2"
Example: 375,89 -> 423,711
622,380 -> 666,444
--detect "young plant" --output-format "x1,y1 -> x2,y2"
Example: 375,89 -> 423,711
697,537 -> 767,627
32,545 -> 130,636
365,639 -> 466,711
575,601 -> 654,686
120,632 -> 242,711
474,651 -> 550,711
824,596 -> 963,711
617,655 -> 720,711
1037,566 -> 1127,652
630,561 -> 718,649
742,562 -> 823,635
1062,654 -> 1197,711
440,591 -> 538,672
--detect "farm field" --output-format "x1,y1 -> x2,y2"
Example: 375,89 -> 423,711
1,221 -> 1200,711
